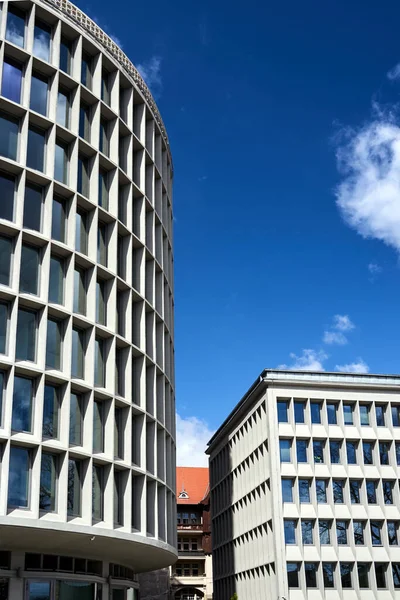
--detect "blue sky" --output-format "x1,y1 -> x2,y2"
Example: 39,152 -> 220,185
78,0 -> 400,464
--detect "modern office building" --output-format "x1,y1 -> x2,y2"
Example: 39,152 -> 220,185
0,0 -> 176,598
207,370 -> 400,600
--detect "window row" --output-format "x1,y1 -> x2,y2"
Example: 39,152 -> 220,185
281,476 -> 400,505
279,437 -> 400,466
287,561 -> 397,590
284,518 -> 400,547
278,398 -> 400,427
173,562 -> 204,577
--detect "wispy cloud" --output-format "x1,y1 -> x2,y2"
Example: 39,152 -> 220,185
336,359 -> 370,374
387,63 -> 400,81
323,331 -> 348,345
323,314 -> 355,345
279,349 -> 328,372
137,56 -> 162,97
333,314 -> 355,332
368,261 -> 382,275
176,414 -> 215,467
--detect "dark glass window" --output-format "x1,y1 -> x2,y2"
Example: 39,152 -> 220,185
73,267 -> 86,315
323,563 -> 334,588
75,211 -> 88,254
330,440 -> 341,463
56,88 -> 70,128
287,563 -> 299,588
71,328 -> 84,379
33,20 -> 51,62
346,441 -> 357,464
280,439 -> 291,462
77,155 -> 89,196
99,119 -> 110,156
392,405 -> 400,427
383,480 -> 394,504
94,338 -> 105,387
0,235 -> 12,286
81,53 -> 92,89
294,401 -> 305,423
388,521 -> 398,546
360,404 -> 370,425
343,403 -> 354,425
354,521 -> 365,545
27,126 -> 45,172
316,479 -> 327,503
284,520 -> 296,544
0,173 -> 15,222
310,402 -> 321,424
327,402 -> 337,424
393,564 -> 400,588
0,113 -> 19,161
282,479 -> 294,503
296,439 -> 307,462
358,563 -> 370,589
366,480 -> 377,504
8,446 -> 30,508
96,280 -> 106,325
79,103 -> 91,140
69,393 -> 83,445
340,563 -> 353,588
114,470 -> 123,525
46,318 -> 62,370
67,459 -> 81,516
60,37 -> 72,73
299,479 -> 310,503
319,520 -> 330,544
30,72 -> 48,115
54,140 -> 68,183
39,452 -> 57,511
371,521 -> 383,546
313,440 -> 324,463
98,169 -> 109,209
349,480 -> 360,504
396,442 -> 400,466
97,224 -> 107,266
363,441 -> 374,464
93,400 -> 104,453
333,479 -> 344,503
12,376 -> 33,432
6,6 -> 25,48
0,303 -> 8,354
52,197 -> 66,243
0,372 -> 4,426
2,59 -> 22,103
302,520 -> 313,545
16,309 -> 36,361
49,256 -> 64,305
42,384 -> 59,439
20,245 -> 40,294
23,183 -> 43,231
336,521 -> 348,544
376,404 -> 385,426
375,564 -> 386,589
92,465 -> 103,521
277,400 -> 288,423
101,70 -> 110,105
305,563 -> 317,588
379,441 -> 390,465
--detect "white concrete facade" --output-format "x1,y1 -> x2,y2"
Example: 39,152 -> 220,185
207,370 -> 400,600
0,0 -> 176,597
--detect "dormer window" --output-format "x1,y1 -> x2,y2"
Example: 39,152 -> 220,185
178,490 -> 189,499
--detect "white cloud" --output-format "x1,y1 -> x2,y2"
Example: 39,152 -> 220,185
335,359 -> 370,374
333,314 -> 355,332
323,331 -> 348,345
387,63 -> 400,81
176,414 -> 214,467
368,262 -> 382,274
279,349 -> 328,372
137,56 -> 162,97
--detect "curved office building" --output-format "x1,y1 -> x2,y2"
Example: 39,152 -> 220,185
0,0 -> 176,598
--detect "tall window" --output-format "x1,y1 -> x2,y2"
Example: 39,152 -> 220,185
0,303 -> 8,354
343,403 -> 354,425
371,521 -> 383,546
92,465 -> 104,520
52,197 -> 66,243
379,441 -> 390,465
279,439 -> 291,462
336,521 -> 348,544
8,446 -> 30,508
75,210 -> 88,254
12,376 -> 33,432
319,520 -> 330,544
305,563 -> 317,588
383,480 -> 394,504
349,480 -> 360,504
23,183 -> 43,232
98,169 -> 109,209
46,318 -> 62,370
375,564 -> 386,589
93,400 -> 104,453
81,53 -> 92,89
94,338 -> 105,387
282,479 -> 294,503
298,479 -> 310,503
363,441 -> 374,464
287,563 -> 300,588
277,400 -> 288,423
60,37 -> 72,74
49,256 -> 64,305
67,459 -> 81,517
388,521 -> 399,546
301,520 -> 313,545
39,452 -> 57,511
101,70 -> 111,105
0,371 -> 4,426
313,440 -> 324,463
284,520 -> 296,544
323,563 -> 334,588
20,244 -> 40,294
42,384 -> 59,439
346,440 -> 357,464
69,393 -> 83,445
73,267 -> 86,315
79,103 -> 91,141
0,173 -> 16,222
0,113 -> 19,161
366,480 -> 377,504
332,479 -> 344,503
316,479 -> 327,503
6,6 -> 26,48
2,59 -> 22,103
99,119 -> 110,156
114,471 -> 123,525
330,440 -> 341,463
376,404 -> 385,426
296,439 -> 307,462
30,72 -> 48,115
0,236 -> 12,286
392,405 -> 400,427
33,20 -> 51,61
97,224 -> 107,266
340,563 -> 353,588
359,404 -> 370,425
310,402 -> 321,424
353,521 -> 365,545
16,309 -> 36,361
71,328 -> 84,379
96,280 -> 106,325
327,402 -> 337,424
77,155 -> 90,196
397,442 -> 400,466
115,407 -> 124,458
294,401 -> 305,423
27,126 -> 45,172
56,88 -> 70,128
393,564 -> 400,588
358,564 -> 369,589
54,140 -> 68,183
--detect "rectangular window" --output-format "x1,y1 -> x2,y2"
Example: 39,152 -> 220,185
98,169 -> 109,210
305,563 -> 317,588
92,465 -> 104,521
332,479 -> 344,503
12,376 -> 33,432
313,440 -> 324,463
354,521 -> 365,545
39,452 -> 57,511
77,155 -> 90,197
376,404 -> 385,426
97,224 -> 107,266
73,267 -> 86,315
30,72 -> 48,115
358,563 -> 370,589
310,402 -> 321,424
54,140 -> 68,184
296,439 -> 307,462
375,564 -> 387,589
0,113 -> 18,161
0,303 -> 8,354
27,126 -> 45,172
33,20 -> 51,62
93,400 -> 104,453
383,480 -> 394,504
99,119 -> 110,156
79,103 -> 91,141
114,470 -> 123,525
101,70 -> 110,105
69,393 -> 83,445
6,6 -> 25,48
393,565 -> 400,588
294,400 -> 305,423
8,446 -> 30,508
396,443 -> 400,465
277,400 -> 288,423
52,197 -> 66,243
115,406 -> 124,458
327,402 -> 337,424
319,520 -> 331,544
360,404 -> 370,425
284,519 -> 296,544
24,183 -> 43,232
392,405 -> 400,427
366,480 -> 377,504
279,439 -> 291,462
323,563 -> 334,588
56,88 -> 70,128
330,440 -> 341,463
287,563 -> 299,588
336,520 -> 348,544
60,37 -> 72,74
49,256 -> 64,305
0,174 -> 15,223
302,520 -> 313,545
81,53 -> 92,89
42,384 -> 59,439
46,318 -> 62,370
340,563 -> 353,588
282,479 -> 293,503
388,521 -> 399,546
343,403 -> 354,425
71,328 -> 84,379
96,280 -> 106,325
371,521 -> 383,546
379,441 -> 390,465
299,479 -> 310,503
75,210 -> 88,254
16,309 -> 36,361
67,459 -> 81,517
346,440 -> 357,464
363,441 -> 374,464
2,59 -> 22,103
349,480 -> 360,504
20,244 -> 40,295
94,338 -> 105,387
316,479 -> 327,503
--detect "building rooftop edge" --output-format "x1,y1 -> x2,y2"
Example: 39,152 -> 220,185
206,368 -> 400,454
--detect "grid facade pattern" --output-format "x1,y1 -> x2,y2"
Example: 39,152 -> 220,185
0,0 -> 176,574
207,371 -> 400,600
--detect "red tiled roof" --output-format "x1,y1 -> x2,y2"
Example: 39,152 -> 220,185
176,467 -> 209,505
